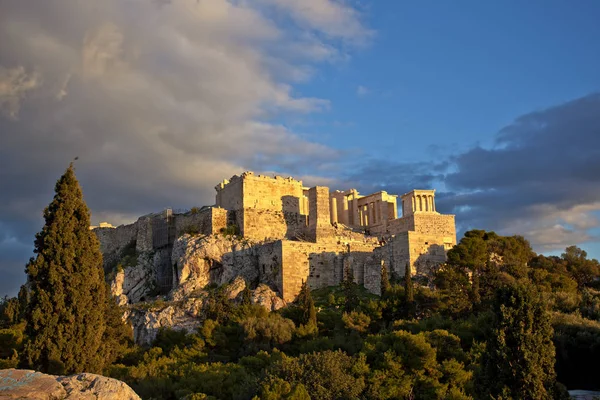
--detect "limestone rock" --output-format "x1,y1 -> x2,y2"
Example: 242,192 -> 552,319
252,284 -> 286,311
109,253 -> 155,304
58,373 -> 140,399
0,369 -> 66,399
170,234 -> 259,300
225,276 -> 247,300
0,369 -> 140,400
128,297 -> 204,345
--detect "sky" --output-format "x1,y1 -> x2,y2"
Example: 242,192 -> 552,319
1,0 -> 600,297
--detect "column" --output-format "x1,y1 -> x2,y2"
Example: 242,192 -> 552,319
352,199 -> 360,226
330,197 -> 338,223
342,196 -> 349,225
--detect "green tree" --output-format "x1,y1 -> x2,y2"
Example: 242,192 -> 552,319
22,163 -> 129,374
562,246 -> 600,287
476,283 -> 557,399
342,265 -> 359,312
296,280 -> 317,327
404,262 -> 414,303
381,262 -> 391,297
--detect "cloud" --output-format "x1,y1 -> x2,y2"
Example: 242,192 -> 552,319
259,0 -> 374,44
356,85 -> 369,96
0,66 -> 41,119
345,93 -> 600,253
0,0 -> 371,296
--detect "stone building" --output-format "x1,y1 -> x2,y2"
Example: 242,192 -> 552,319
95,171 -> 456,303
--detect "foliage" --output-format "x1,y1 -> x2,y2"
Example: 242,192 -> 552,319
476,283 -> 557,399
21,163 -> 131,374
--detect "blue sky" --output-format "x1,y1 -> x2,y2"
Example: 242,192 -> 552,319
297,0 -> 600,159
1,0 -> 600,297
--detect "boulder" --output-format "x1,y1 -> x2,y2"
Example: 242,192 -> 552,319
0,369 -> 140,399
128,297 -> 204,345
225,276 -> 247,300
252,284 -> 286,311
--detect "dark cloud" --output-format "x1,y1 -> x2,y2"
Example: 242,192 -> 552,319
347,93 -> 600,253
0,0 -> 371,297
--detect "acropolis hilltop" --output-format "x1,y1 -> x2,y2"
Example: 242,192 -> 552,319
95,172 -> 457,307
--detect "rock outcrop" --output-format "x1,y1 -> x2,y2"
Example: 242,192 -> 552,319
0,369 -> 140,399
170,234 -> 261,300
252,284 -> 287,311
127,297 -> 205,345
110,252 -> 156,305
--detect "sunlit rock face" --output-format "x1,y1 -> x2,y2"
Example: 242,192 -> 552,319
0,369 -> 141,400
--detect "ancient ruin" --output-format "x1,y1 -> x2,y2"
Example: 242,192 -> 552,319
95,172 -> 456,306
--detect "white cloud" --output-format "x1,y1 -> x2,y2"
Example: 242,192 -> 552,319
260,0 -> 374,44
0,66 -> 41,119
357,85 -> 369,96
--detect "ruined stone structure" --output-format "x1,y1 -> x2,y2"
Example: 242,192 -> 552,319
96,171 -> 456,306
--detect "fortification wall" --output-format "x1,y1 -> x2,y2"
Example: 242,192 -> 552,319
412,214 -> 456,239
94,223 -> 138,268
242,174 -> 305,213
408,231 -> 449,275
135,216 -> 154,253
308,186 -> 333,242
240,209 -> 308,241
215,176 -> 243,210
256,241 -> 284,295
278,240 -> 379,302
175,207 -> 228,237
386,216 -> 414,235
375,233 -> 412,277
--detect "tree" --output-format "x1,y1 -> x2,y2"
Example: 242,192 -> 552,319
562,246 -> 600,287
476,283 -> 557,399
380,262 -> 391,297
296,280 -> 317,327
22,163 -> 129,374
404,262 -> 414,304
342,265 -> 359,312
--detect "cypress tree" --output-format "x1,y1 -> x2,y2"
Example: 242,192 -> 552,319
23,163 -> 127,374
342,265 -> 359,312
476,283 -> 557,399
297,280 -> 317,327
380,262 -> 391,297
404,262 -> 414,303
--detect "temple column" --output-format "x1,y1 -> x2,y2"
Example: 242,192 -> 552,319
342,196 -> 349,225
330,197 -> 338,223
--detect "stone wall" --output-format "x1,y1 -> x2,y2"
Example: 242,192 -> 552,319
94,222 -> 137,264
215,176 -> 243,210
412,213 -> 456,239
175,207 -> 228,237
374,230 -> 451,278
242,173 -> 305,213
278,240 -> 379,302
241,208 -> 307,241
135,216 -> 154,253
308,186 -> 333,242
408,231 -> 449,275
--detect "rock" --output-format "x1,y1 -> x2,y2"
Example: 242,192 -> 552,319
225,276 -> 247,300
128,297 -> 204,345
252,284 -> 286,311
109,253 -> 155,304
170,234 -> 259,300
0,369 -> 66,399
0,369 -> 140,399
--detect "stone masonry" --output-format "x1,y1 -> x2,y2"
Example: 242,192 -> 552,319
95,171 -> 457,302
